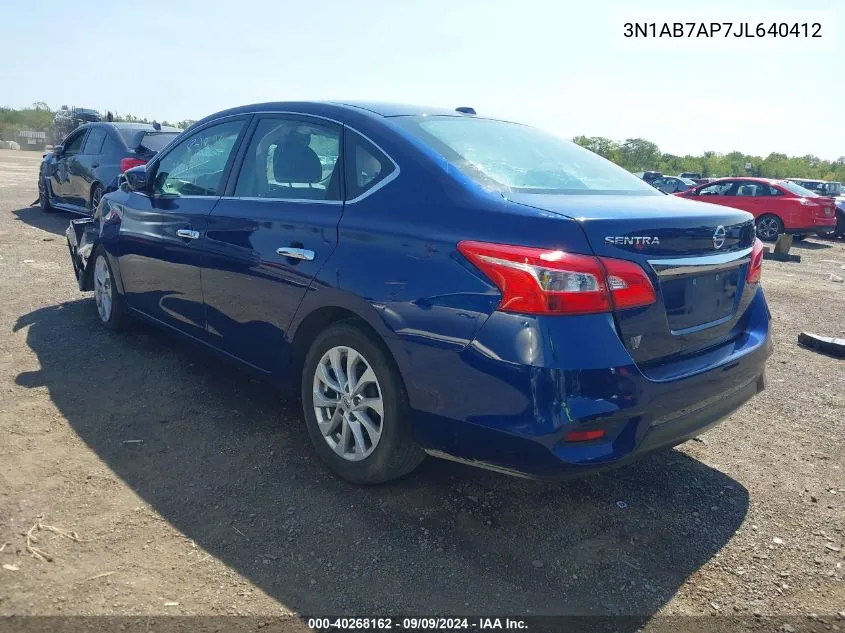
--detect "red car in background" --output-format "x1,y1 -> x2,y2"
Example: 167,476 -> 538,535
675,177 -> 837,241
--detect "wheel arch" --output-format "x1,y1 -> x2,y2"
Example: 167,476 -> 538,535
288,302 -> 412,396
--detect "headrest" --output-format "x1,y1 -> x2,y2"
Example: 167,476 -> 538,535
273,141 -> 322,183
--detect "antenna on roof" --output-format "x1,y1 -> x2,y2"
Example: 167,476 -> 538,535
455,106 -> 476,115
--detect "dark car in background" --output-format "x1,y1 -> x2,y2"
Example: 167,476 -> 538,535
651,175 -> 697,194
678,171 -> 702,180
787,178 -> 841,199
38,122 -> 181,215
633,170 -> 662,184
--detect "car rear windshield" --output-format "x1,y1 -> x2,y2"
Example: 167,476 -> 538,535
116,129 -> 179,152
137,132 -> 179,152
394,116 -> 660,195
780,180 -> 820,197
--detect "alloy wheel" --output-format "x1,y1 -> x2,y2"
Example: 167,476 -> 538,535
91,187 -> 102,212
94,256 -> 113,323
312,345 -> 384,461
757,217 -> 780,241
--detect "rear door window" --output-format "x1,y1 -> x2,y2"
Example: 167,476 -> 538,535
81,127 -> 107,155
234,117 -> 342,200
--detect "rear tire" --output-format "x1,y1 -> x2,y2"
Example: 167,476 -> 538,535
755,214 -> 783,242
835,211 -> 845,238
301,322 -> 424,484
92,248 -> 126,330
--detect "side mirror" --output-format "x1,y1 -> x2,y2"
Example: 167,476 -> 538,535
124,165 -> 148,192
53,145 -> 64,156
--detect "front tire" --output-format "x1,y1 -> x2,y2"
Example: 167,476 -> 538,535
38,176 -> 53,212
89,185 -> 103,215
92,249 -> 126,330
301,322 -> 424,484
756,214 -> 783,242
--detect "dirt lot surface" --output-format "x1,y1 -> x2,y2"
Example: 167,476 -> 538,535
0,149 -> 843,628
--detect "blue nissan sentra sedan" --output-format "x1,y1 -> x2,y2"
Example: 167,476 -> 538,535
66,102 -> 772,484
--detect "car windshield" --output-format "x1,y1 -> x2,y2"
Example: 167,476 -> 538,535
780,180 -> 820,197
395,116 -> 660,196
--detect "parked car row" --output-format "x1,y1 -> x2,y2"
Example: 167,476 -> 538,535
633,171 -> 841,241
674,177 -> 838,241
62,101 -> 771,485
38,121 -> 181,215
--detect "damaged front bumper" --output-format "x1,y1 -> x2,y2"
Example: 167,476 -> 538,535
65,218 -> 98,291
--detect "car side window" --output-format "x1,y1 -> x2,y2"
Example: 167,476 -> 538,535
82,128 -> 107,155
152,120 -> 244,197
64,130 -> 87,156
234,117 -> 342,200
102,133 -> 122,156
769,186 -> 783,196
735,182 -> 759,196
699,181 -> 734,196
344,130 -> 396,201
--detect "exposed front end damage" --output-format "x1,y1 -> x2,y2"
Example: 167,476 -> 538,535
66,218 -> 99,291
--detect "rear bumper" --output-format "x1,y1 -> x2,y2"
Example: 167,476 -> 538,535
403,289 -> 772,479
786,220 -> 836,234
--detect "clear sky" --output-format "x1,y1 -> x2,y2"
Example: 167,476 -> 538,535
0,0 -> 841,159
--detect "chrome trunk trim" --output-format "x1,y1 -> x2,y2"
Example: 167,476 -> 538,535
648,247 -> 753,279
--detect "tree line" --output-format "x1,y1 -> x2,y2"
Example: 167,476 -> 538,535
0,102 -> 195,143
2,103 -> 843,183
573,135 -> 845,182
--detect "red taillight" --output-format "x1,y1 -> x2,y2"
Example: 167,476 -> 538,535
601,257 -> 658,310
457,241 -> 656,316
120,157 -> 146,173
747,238 -> 764,284
563,428 -> 606,442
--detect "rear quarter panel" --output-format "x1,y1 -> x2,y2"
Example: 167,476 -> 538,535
288,113 -> 594,407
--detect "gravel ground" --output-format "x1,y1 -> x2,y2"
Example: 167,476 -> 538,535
0,149 -> 843,628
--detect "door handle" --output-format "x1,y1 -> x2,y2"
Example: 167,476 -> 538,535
91,162 -> 99,168
176,229 -> 200,240
276,247 -> 315,261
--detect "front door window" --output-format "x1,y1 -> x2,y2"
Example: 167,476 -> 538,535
152,120 -> 245,197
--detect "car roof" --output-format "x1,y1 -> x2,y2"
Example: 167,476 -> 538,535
78,122 -> 182,133
189,101 -> 492,128
706,176 -> 779,184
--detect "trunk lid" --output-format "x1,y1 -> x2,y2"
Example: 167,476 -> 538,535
506,193 -> 757,372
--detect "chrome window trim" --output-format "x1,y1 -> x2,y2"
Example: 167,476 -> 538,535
219,196 -> 342,206
343,128 -> 401,204
648,246 -> 753,279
